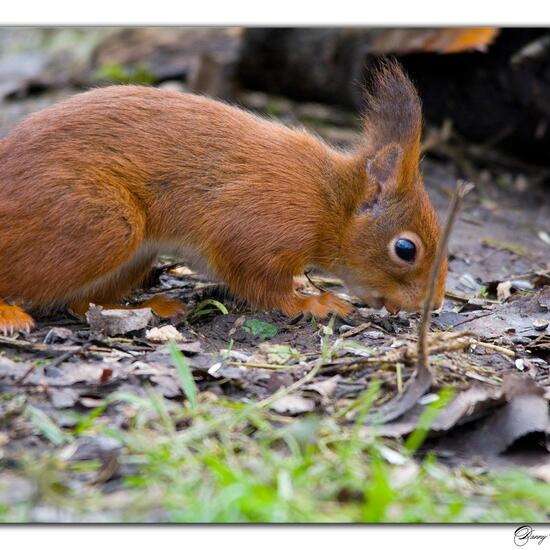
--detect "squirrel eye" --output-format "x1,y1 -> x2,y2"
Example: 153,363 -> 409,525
394,238 -> 416,263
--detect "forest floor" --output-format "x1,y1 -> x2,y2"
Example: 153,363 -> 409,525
0,87 -> 550,522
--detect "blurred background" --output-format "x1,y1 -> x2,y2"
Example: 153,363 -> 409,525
1,26 -> 550,184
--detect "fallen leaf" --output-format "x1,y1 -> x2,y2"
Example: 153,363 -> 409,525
511,280 -> 534,291
66,436 -> 122,461
257,343 -> 304,365
174,341 -> 203,355
43,327 -> 74,344
441,374 -> 550,457
243,319 -> 278,340
447,286 -> 550,339
304,375 -> 341,400
48,388 -> 80,409
100,368 -> 113,384
459,273 -> 483,292
372,28 -> 498,55
379,445 -> 409,465
266,372 -> 294,393
363,381 -> 504,438
515,359 -> 525,371
367,361 -> 433,424
497,281 -> 513,302
79,397 -> 106,409
270,395 -> 315,415
150,374 -> 181,398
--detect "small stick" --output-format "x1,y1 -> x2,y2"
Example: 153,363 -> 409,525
15,342 -> 92,385
468,339 -> 516,358
417,180 -> 474,371
365,181 -> 474,424
396,363 -> 403,394
256,360 -> 324,409
340,322 -> 371,339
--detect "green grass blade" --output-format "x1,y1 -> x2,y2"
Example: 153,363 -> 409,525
190,299 -> 228,320
168,341 -> 198,409
25,405 -> 71,446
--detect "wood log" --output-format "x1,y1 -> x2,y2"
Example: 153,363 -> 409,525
237,28 -> 550,165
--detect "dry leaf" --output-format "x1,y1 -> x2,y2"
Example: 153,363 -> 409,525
304,375 -> 341,400
497,281 -> 513,302
442,374 -> 550,457
270,395 -> 315,415
372,28 -> 498,55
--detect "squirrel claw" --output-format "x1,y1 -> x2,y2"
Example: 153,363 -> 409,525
0,304 -> 35,336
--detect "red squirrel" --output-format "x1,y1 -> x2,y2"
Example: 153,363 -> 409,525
0,61 -> 447,335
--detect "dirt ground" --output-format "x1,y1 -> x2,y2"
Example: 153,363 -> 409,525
0,88 -> 550,511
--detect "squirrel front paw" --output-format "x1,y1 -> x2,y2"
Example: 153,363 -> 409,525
285,291 -> 352,319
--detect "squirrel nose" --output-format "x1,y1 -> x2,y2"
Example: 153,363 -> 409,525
383,300 -> 400,315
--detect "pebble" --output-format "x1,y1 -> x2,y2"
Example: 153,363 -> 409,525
533,319 -> 549,331
511,336 -> 531,345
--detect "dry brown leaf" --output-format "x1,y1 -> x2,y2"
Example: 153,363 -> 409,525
372,28 -> 499,55
304,375 -> 341,400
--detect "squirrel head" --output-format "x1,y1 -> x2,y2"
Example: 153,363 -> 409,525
335,60 -> 447,314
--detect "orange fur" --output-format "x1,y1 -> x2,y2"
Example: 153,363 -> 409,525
69,295 -> 185,319
0,61 -> 446,333
0,300 -> 34,335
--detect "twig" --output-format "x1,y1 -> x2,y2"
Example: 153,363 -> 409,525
470,339 -> 516,358
396,363 -> 403,394
417,180 -> 474,370
256,360 -> 324,409
15,342 -> 92,385
444,289 -> 471,302
14,362 -> 40,386
228,361 -> 300,370
304,269 -> 326,292
366,181 -> 474,424
340,322 -> 371,339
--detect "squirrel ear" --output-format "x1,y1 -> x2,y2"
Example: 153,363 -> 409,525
366,144 -> 402,191
358,144 -> 402,214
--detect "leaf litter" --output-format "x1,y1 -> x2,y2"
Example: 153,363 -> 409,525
0,93 -> 549,516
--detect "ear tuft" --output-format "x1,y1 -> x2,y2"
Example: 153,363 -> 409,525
362,59 -> 422,150
361,59 -> 422,183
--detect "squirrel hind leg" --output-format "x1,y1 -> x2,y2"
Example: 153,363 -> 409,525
68,249 -> 178,318
70,296 -> 185,319
0,300 -> 35,335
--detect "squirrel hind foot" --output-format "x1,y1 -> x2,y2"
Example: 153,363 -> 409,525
0,302 -> 35,336
141,295 -> 186,318
69,295 -> 185,319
